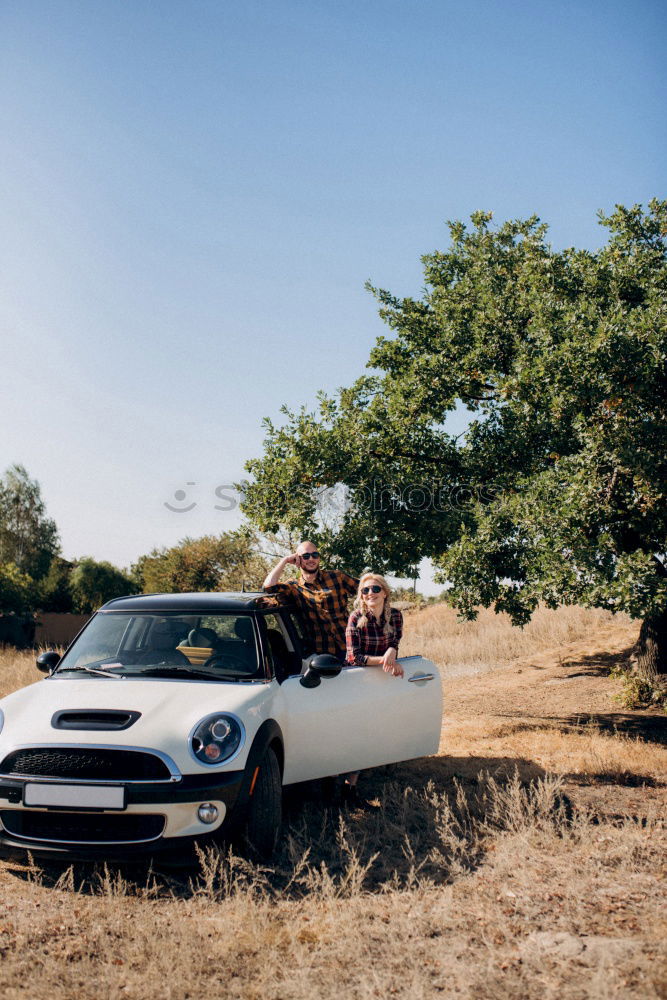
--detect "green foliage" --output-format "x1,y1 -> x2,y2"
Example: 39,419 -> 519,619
610,662 -> 667,712
38,557 -> 74,612
69,558 -> 135,614
132,531 -> 270,595
0,562 -> 37,613
242,201 -> 667,629
0,464 -> 60,579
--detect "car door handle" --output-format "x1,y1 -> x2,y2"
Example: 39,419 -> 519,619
408,673 -> 436,683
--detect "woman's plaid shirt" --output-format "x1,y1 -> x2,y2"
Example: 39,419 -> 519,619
264,569 -> 358,657
345,607 -> 404,666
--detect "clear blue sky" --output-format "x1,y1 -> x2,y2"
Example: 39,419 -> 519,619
1,0 -> 665,590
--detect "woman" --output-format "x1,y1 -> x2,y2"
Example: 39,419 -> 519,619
342,574 -> 404,804
345,573 -> 404,676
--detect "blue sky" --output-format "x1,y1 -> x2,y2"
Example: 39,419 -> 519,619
1,0 -> 665,591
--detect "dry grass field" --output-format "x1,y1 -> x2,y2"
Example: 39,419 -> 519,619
399,602 -> 629,675
0,606 -> 665,999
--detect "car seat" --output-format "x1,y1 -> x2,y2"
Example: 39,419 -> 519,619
131,620 -> 191,666
186,627 -> 220,649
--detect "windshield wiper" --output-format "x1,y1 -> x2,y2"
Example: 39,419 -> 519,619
56,665 -> 125,679
56,663 -> 245,681
134,665 -> 242,681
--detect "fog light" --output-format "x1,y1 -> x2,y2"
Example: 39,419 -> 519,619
197,803 -> 219,824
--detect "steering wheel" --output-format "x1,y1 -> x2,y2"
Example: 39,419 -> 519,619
202,653 -> 251,674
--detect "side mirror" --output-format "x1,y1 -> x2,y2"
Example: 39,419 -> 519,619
300,653 -> 343,689
36,651 -> 61,674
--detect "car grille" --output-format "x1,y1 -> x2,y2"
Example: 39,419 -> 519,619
0,748 -> 172,782
1,810 -> 165,844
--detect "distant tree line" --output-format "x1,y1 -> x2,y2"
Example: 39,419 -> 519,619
0,464 -> 271,617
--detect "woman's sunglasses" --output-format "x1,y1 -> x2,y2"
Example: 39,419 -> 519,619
361,585 -> 383,595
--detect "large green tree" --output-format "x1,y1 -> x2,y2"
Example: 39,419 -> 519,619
133,531 -> 270,595
0,464 -> 60,579
70,558 -> 135,614
242,201 -> 667,681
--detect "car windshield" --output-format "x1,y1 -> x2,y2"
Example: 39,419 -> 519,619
55,611 -> 262,681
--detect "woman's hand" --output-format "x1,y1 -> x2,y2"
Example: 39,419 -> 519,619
382,648 -> 403,677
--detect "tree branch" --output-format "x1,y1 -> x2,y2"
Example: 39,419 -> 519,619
368,450 -> 458,467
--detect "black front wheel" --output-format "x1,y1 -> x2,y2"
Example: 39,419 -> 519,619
244,747 -> 282,858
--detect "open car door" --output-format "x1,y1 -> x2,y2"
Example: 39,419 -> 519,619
277,655 -> 442,785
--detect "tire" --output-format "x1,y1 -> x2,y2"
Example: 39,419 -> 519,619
244,747 -> 282,858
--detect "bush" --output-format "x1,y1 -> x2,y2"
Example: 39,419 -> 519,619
0,562 -> 36,613
70,558 -> 135,613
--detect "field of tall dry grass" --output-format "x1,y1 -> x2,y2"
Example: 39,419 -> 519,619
400,602 -> 630,676
0,644 -> 46,699
0,605 -> 665,999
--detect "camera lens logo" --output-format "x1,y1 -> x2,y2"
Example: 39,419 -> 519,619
164,483 -> 197,513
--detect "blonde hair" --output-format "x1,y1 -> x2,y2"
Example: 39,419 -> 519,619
353,573 -> 396,636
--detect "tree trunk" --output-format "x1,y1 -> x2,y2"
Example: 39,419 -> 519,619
635,609 -> 667,683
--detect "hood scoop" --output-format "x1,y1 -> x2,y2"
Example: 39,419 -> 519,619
51,710 -> 141,732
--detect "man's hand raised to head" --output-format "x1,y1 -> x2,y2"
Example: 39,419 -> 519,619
263,552 -> 300,589
263,545 -> 321,589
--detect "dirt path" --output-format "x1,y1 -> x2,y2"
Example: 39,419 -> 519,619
431,617 -> 667,820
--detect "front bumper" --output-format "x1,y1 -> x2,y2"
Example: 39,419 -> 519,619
0,770 -> 244,859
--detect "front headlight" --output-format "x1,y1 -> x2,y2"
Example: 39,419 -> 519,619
190,713 -> 244,765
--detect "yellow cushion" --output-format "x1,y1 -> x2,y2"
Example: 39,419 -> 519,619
176,645 -> 214,666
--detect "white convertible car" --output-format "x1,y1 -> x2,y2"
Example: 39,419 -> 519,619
0,592 -> 442,859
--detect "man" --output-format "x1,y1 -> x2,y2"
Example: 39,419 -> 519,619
262,541 -> 358,661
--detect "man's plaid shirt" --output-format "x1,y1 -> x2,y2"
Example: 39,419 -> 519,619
264,569 -> 358,657
345,607 -> 404,666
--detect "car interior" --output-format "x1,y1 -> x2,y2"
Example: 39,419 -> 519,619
71,611 -> 308,681
170,616 -> 258,675
261,613 -> 306,681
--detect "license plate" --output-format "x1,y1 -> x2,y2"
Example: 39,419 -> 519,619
23,783 -> 125,810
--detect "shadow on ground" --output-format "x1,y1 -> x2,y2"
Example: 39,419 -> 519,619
489,711 -> 666,751
468,713 -> 666,788
555,644 -> 637,677
552,712 -> 667,745
3,754 -> 559,900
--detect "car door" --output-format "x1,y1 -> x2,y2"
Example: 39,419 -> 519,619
276,654 -> 442,785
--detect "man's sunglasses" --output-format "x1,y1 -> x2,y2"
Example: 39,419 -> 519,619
361,585 -> 383,595
300,551 -> 320,560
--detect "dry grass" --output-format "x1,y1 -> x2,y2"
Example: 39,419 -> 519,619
0,608 -> 665,999
400,603 -> 634,677
445,716 -> 666,786
0,775 -> 664,1000
0,645 -> 45,699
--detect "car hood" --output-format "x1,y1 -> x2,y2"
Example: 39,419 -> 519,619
0,677 -> 274,774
